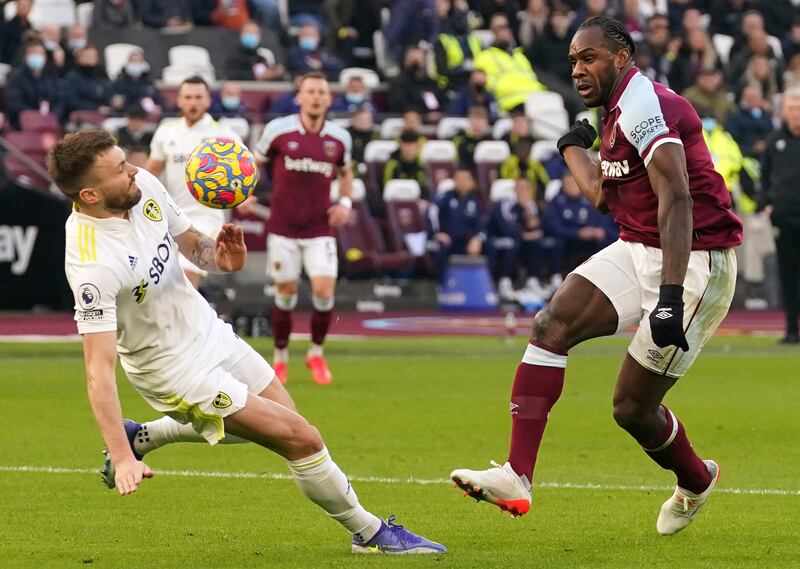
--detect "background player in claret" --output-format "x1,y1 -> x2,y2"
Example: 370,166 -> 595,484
146,75 -> 240,289
452,16 -> 742,537
255,72 -> 353,385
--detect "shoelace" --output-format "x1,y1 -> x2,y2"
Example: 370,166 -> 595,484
670,492 -> 698,516
386,515 -> 405,531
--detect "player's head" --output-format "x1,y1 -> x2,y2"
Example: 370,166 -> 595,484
177,75 -> 211,124
47,130 -> 141,212
569,16 -> 636,108
296,71 -> 331,120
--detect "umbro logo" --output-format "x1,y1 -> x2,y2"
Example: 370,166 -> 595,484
128,255 -> 138,269
648,349 -> 663,360
654,308 -> 673,320
509,401 -> 519,415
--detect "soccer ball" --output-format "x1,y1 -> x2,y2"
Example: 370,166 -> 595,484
185,138 -> 258,209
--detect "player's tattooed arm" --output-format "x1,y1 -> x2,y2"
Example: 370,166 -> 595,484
174,226 -> 223,273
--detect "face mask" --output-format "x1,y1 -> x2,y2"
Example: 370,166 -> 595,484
495,40 -> 513,51
751,107 -> 763,119
43,40 -> 58,52
222,96 -> 240,110
701,117 -> 717,131
345,92 -> 365,105
471,83 -> 486,93
241,33 -> 259,49
26,54 -> 46,71
299,36 -> 318,51
68,38 -> 87,52
125,62 -> 148,78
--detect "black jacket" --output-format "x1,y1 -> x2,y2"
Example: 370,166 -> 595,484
112,70 -> 163,110
762,125 -> 800,227
6,67 -> 62,128
62,67 -> 112,118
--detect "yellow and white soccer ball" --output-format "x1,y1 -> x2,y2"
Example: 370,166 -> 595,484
185,138 -> 258,209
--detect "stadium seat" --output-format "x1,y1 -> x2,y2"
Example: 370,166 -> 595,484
101,117 -> 129,134
420,140 -> 456,190
436,177 -> 455,195
4,152 -> 50,189
336,201 -> 413,276
531,108 -> 569,140
6,131 -> 58,152
767,35 -> 784,60
162,65 -> 215,86
474,140 -> 510,203
531,140 -> 558,163
489,178 -> 516,202
3,1 -> 13,20
372,30 -> 399,78
76,1 -> 93,29
544,179 -> 562,202
32,0 -> 76,27
18,110 -> 63,135
383,179 -> 421,201
0,63 -> 11,86
69,110 -> 108,130
169,45 -> 212,68
525,91 -> 566,114
330,178 -> 367,201
436,117 -> 470,140
219,117 -> 250,141
473,29 -> 495,48
339,67 -> 380,89
105,43 -> 142,80
492,117 -> 513,140
363,139 -> 398,198
332,117 -> 351,128
712,34 -> 734,66
379,117 -> 405,140
383,180 -> 433,273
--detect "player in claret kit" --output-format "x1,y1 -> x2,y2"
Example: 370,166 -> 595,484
451,16 -> 742,536
49,130 -> 445,555
255,72 -> 352,385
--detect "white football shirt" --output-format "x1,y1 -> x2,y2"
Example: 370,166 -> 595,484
64,169 -> 231,401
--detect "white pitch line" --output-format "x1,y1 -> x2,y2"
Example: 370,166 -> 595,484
1,465 -> 799,496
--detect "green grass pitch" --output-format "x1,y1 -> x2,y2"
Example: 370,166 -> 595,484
1,335 -> 799,568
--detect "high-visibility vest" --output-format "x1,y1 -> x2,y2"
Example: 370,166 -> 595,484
474,47 -> 546,111
432,33 -> 483,88
702,127 -> 759,214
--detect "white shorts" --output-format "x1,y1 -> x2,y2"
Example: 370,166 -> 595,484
179,214 -> 223,276
131,334 -> 274,444
572,239 -> 737,378
267,233 -> 338,283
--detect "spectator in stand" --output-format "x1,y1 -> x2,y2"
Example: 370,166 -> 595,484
479,0 -> 521,36
323,0 -> 383,68
269,75 -> 302,116
111,49 -> 162,116
571,0 -> 610,34
784,53 -> 800,90
643,13 -> 674,86
487,176 -> 551,302
528,4 -> 574,87
620,0 -> 646,40
287,23 -> 345,80
683,67 -> 734,124
330,75 -> 379,119
729,9 -> 766,64
115,105 -> 153,167
783,18 -> 800,62
679,6 -> 704,32
226,21 -> 284,81
501,111 -> 534,147
741,53 -> 782,102
62,45 -> 112,121
388,46 -> 446,122
383,129 -> 430,199
761,87 -> 800,344
92,0 -> 137,28
446,69 -> 499,121
668,28 -> 722,95
63,24 -> 89,71
726,83 -> 774,159
211,0 -> 250,29
543,173 -> 614,273
517,0 -> 550,49
499,137 -> 549,198
474,13 -> 546,113
189,0 -> 216,26
382,0 -> 438,61
400,108 -> 429,146
707,0 -> 748,38
287,0 -> 325,28
431,4 -> 482,93
6,40 -> 61,129
210,81 -> 248,119
428,166 -> 486,282
1,0 -> 33,64
39,24 -> 66,74
138,0 -> 192,29
728,29 -> 784,92
348,106 -> 377,178
453,105 -> 492,170
698,107 -> 749,197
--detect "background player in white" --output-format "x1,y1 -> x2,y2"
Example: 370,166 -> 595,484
255,72 -> 352,385
49,130 -> 445,554
146,75 -> 241,288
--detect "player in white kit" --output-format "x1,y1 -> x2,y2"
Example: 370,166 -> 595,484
49,130 -> 445,554
146,75 -> 240,288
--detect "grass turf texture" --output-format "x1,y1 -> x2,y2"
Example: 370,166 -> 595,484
1,335 -> 798,568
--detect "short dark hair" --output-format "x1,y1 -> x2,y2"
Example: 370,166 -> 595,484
47,130 -> 117,201
125,104 -> 148,119
578,15 -> 637,57
399,129 -> 420,143
467,105 -> 489,119
178,75 -> 210,94
299,71 -> 328,88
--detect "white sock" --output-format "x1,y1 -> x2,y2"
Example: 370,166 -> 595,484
133,417 -> 249,455
287,447 -> 382,541
307,343 -> 324,358
274,348 -> 288,363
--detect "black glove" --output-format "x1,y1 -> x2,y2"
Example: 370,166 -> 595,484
556,119 -> 597,156
650,284 -> 689,352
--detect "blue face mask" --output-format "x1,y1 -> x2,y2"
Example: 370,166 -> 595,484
299,37 -> 319,51
43,40 -> 58,52
222,96 -> 240,110
26,53 -> 46,72
241,33 -> 259,49
701,117 -> 717,132
345,92 -> 366,105
750,107 -> 763,119
68,38 -> 87,52
125,62 -> 148,78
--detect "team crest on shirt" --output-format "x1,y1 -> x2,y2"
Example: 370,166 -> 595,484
213,391 -> 232,409
323,140 -> 337,158
143,199 -> 162,222
287,141 -> 299,150
609,120 -> 617,148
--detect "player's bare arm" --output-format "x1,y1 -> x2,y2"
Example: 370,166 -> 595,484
144,157 -> 165,178
647,143 -> 692,285
83,331 -> 153,495
174,224 -> 247,273
328,164 -> 353,229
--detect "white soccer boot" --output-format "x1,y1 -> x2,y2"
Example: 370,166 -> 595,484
451,461 -> 532,517
656,460 -> 720,535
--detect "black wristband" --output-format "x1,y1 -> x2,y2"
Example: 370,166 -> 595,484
659,284 -> 684,303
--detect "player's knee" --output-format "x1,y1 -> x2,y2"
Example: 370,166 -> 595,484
530,307 -> 569,351
311,295 -> 334,312
293,423 -> 324,457
275,293 -> 298,311
276,282 -> 299,297
612,398 -> 650,433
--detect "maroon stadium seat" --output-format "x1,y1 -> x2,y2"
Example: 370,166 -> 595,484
336,201 -> 412,276
383,180 -> 434,275
4,151 -> 50,188
69,110 -> 109,128
6,131 -> 58,153
18,110 -> 63,135
474,140 -> 510,205
420,140 -> 456,195
363,139 -> 398,204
